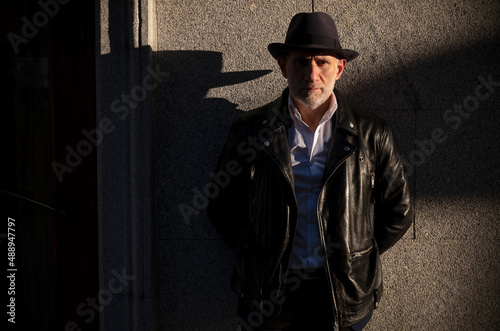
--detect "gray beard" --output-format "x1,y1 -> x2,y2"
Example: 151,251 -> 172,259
294,81 -> 335,110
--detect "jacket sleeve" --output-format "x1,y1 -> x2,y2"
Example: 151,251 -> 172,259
373,120 -> 414,254
207,120 -> 250,249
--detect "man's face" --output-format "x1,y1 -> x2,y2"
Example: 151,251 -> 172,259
278,50 -> 346,110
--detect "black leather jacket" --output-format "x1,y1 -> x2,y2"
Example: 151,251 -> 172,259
207,88 -> 413,329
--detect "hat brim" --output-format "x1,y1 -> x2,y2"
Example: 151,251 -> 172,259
212,70 -> 272,88
268,43 -> 359,62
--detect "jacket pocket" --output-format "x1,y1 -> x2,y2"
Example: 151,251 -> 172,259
349,244 -> 373,259
340,242 -> 381,307
366,172 -> 375,235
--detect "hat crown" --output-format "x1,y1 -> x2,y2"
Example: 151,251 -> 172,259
267,12 -> 359,61
285,12 -> 341,48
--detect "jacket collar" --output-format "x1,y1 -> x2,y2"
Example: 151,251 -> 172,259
333,88 -> 358,136
255,88 -> 294,187
257,88 -> 359,185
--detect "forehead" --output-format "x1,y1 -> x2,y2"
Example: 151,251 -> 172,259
286,49 -> 339,60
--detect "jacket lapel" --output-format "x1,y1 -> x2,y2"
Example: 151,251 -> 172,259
322,91 -> 358,183
259,91 -> 295,187
263,125 -> 295,187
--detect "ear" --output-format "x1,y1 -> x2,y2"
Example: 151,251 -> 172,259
277,57 -> 288,78
335,59 -> 347,80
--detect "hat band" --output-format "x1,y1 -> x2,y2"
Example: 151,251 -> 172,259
286,34 -> 341,49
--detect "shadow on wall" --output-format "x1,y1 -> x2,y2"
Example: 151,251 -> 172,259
156,50 -> 271,234
341,40 -> 500,197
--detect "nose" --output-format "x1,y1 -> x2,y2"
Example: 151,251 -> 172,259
305,60 -> 320,82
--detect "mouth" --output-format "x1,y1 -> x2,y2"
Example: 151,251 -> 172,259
302,87 -> 321,95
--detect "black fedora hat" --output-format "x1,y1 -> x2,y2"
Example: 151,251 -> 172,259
268,12 -> 359,62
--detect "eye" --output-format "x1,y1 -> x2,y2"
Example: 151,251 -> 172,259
297,58 -> 309,66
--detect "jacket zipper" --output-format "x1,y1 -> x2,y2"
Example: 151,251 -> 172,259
370,172 -> 375,203
250,162 -> 266,307
263,152 -> 298,309
350,245 -> 373,258
317,147 -> 355,330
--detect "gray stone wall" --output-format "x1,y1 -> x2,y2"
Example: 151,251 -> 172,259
99,0 -> 500,330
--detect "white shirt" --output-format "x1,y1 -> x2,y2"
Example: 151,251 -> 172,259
288,92 -> 337,269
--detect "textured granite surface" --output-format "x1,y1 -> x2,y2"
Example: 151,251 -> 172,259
100,0 -> 500,329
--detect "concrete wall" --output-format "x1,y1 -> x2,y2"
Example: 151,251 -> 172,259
99,0 -> 500,330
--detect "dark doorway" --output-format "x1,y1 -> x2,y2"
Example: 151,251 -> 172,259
1,1 -> 98,330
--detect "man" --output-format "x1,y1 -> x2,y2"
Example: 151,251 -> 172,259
207,12 -> 413,331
